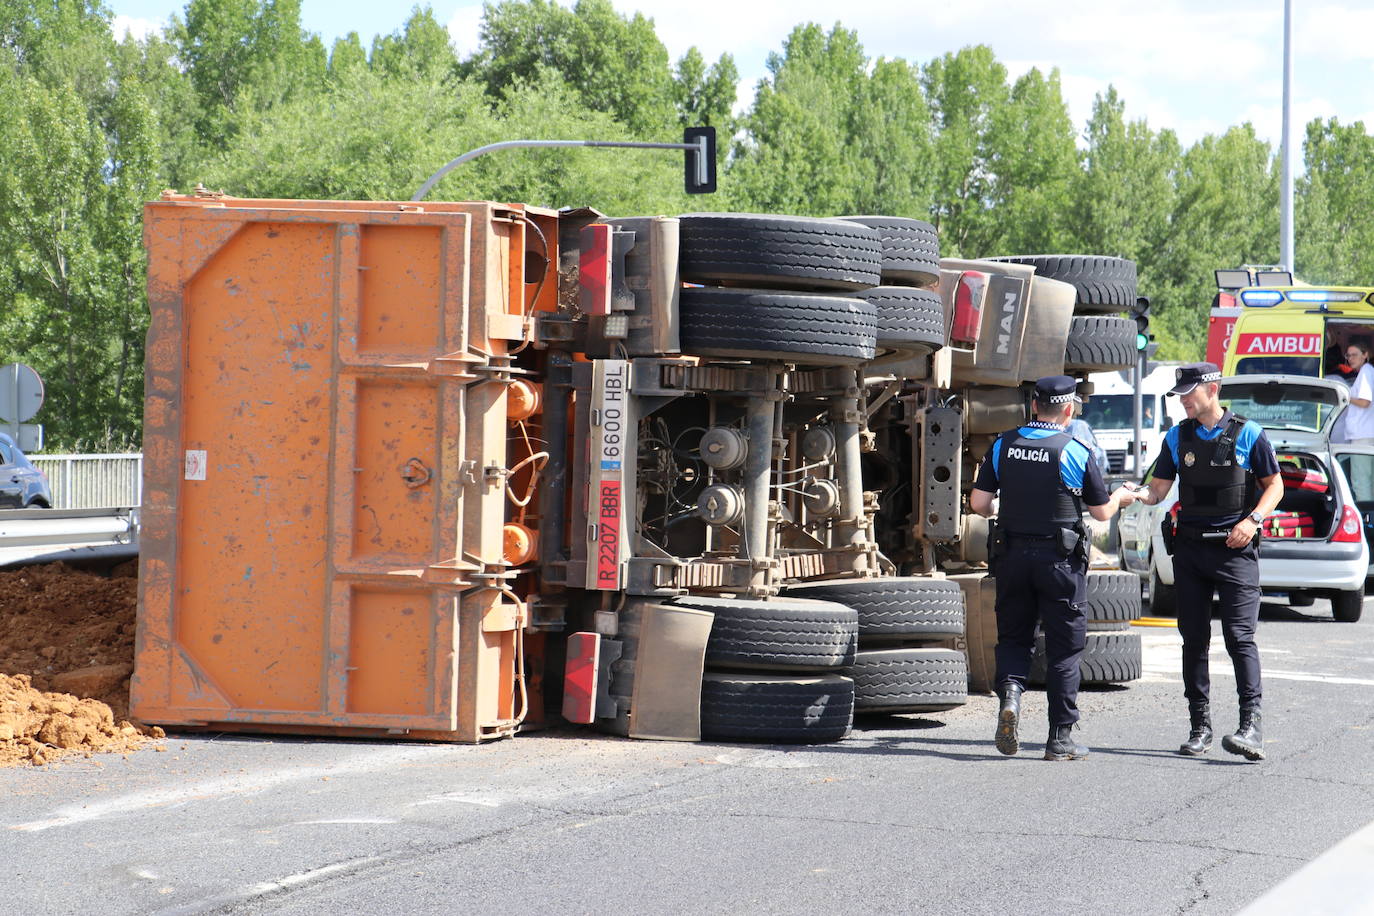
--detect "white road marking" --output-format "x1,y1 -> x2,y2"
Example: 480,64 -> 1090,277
1262,669 -> 1374,687
1138,630 -> 1374,687
243,856 -> 383,897
407,792 -> 504,808
1239,818 -> 1374,915
290,818 -> 397,826
713,749 -> 816,768
9,746 -> 465,832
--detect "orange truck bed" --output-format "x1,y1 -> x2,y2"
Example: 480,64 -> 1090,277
132,193 -> 556,742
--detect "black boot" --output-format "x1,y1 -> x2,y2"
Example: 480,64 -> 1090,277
1044,724 -> 1089,761
995,682 -> 1023,756
1177,701 -> 1213,756
1221,707 -> 1265,761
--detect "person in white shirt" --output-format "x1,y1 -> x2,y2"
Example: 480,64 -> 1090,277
1343,341 -> 1374,498
1344,341 -> 1374,443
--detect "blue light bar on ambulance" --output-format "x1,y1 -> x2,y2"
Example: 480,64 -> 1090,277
1286,289 -> 1365,303
1240,290 -> 1283,306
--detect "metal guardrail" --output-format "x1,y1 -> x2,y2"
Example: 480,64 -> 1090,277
29,453 -> 142,509
0,505 -> 139,569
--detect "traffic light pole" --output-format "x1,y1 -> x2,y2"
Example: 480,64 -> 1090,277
1132,350 -> 1144,477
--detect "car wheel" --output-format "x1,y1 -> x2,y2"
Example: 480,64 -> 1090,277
1331,589 -> 1364,623
1148,560 -> 1176,617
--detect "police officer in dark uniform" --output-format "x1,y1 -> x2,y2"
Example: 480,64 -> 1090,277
970,376 -> 1137,760
1136,363 -> 1283,761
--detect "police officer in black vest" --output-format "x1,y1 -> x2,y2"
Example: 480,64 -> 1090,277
1136,363 -> 1282,761
971,376 -> 1138,760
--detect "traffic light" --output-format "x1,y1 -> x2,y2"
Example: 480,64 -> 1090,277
1133,296 -> 1151,350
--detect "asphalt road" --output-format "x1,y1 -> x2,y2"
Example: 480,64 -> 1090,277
5,596 -> 1374,915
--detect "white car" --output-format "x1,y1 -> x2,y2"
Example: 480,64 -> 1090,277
1118,375 -> 1368,622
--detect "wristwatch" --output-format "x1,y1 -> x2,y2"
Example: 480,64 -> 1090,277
1248,510 -> 1264,524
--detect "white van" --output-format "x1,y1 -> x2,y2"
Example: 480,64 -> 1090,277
1083,366 -> 1186,475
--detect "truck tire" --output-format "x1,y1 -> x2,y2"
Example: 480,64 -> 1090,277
671,595 -> 858,672
678,287 -> 877,365
1030,629 -> 1142,685
985,254 -> 1137,313
1331,589 -> 1364,623
1085,570 -> 1143,631
678,213 -> 882,291
848,647 -> 968,713
780,577 -> 965,643
1064,316 -> 1136,372
838,216 -> 940,286
853,286 -> 946,352
700,673 -> 854,743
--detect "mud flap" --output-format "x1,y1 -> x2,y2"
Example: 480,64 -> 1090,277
948,572 -> 998,693
628,603 -> 714,741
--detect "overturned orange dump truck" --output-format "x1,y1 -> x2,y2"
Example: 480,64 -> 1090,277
132,192 -> 1142,744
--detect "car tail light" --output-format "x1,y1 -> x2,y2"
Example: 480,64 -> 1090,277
1332,504 -> 1363,543
949,270 -> 987,350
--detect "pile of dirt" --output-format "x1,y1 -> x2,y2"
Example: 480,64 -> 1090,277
0,674 -> 156,766
0,561 -> 160,766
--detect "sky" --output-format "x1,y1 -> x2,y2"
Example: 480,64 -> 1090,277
108,0 -> 1374,149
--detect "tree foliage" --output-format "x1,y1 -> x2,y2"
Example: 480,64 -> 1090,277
2,0 -> 1372,448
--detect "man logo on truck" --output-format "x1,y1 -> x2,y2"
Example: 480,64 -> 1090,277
995,290 -> 1019,355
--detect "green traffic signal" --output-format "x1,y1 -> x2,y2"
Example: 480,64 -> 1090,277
1136,332 -> 1149,350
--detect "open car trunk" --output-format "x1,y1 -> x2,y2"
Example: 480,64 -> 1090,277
1265,451 -> 1338,540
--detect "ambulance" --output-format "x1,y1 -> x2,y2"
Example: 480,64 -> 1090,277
1209,267 -> 1374,377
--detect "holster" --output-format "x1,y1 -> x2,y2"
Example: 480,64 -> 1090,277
1161,514 -> 1177,556
1056,525 -> 1084,561
987,518 -> 1008,568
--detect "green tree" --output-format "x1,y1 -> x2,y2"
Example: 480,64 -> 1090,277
469,0 -> 678,135
727,23 -> 871,215
111,29 -> 199,188
172,0 -> 325,148
1298,118 -> 1374,284
1073,88 -> 1179,265
850,56 -> 934,218
671,46 -> 738,131
328,31 -> 367,79
981,67 -> 1078,255
196,65 -> 690,216
0,58 -> 161,448
370,7 -> 456,80
920,45 -> 1009,256
1154,125 -> 1277,359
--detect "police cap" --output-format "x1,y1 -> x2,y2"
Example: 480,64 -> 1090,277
1167,362 -> 1223,396
1033,375 -> 1080,406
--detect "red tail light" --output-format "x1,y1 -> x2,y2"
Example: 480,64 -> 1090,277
1333,504 -> 1364,543
949,270 -> 987,350
579,224 -> 612,316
